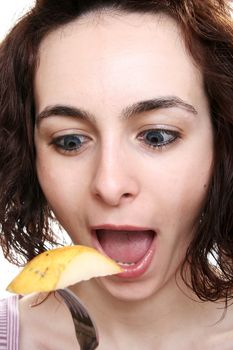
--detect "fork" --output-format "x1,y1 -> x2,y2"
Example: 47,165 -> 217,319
57,288 -> 99,350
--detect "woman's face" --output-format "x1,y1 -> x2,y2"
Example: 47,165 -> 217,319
34,12 -> 213,300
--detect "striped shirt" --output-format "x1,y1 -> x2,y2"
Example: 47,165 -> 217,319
0,295 -> 19,350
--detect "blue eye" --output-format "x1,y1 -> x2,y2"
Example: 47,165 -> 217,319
52,134 -> 88,152
138,129 -> 179,149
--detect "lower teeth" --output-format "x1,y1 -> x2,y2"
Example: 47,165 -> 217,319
116,260 -> 135,266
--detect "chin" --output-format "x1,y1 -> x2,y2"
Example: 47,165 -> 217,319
97,275 -> 162,302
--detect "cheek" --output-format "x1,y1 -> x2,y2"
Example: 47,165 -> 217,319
36,163 -> 64,210
173,172 -> 211,231
35,151 -> 75,212
173,147 -> 213,217
36,163 -> 79,236
35,150 -> 93,225
143,141 -> 213,227
165,170 -> 209,222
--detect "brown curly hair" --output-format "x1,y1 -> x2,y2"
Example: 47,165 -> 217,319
0,0 -> 233,303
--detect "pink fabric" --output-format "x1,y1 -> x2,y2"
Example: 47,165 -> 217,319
0,295 -> 19,350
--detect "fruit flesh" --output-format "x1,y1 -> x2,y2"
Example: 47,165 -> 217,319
7,245 -> 122,294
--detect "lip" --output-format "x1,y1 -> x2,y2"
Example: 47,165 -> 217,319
91,224 -> 157,279
91,224 -> 153,231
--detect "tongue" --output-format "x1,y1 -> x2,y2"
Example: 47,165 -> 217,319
97,230 -> 154,263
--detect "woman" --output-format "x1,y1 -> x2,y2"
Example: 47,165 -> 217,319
0,0 -> 233,349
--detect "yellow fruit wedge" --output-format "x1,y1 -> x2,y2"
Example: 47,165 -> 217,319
7,245 -> 122,294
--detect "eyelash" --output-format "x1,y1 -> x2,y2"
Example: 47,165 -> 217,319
50,128 -> 180,154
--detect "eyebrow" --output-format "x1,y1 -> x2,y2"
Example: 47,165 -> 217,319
35,96 -> 198,125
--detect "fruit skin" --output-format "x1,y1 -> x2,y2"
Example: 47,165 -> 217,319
6,245 -> 122,295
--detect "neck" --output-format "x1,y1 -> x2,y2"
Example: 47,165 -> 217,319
70,274 -> 222,349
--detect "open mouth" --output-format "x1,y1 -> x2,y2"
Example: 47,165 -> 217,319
92,227 -> 156,278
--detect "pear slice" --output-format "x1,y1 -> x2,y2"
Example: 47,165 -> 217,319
7,245 -> 122,294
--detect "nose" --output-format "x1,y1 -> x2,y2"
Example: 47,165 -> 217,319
91,144 -> 140,206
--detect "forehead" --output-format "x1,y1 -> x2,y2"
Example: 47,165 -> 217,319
35,11 -> 205,115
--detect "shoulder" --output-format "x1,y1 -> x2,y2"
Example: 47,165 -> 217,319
19,292 -> 79,350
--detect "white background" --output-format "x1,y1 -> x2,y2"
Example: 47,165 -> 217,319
0,1 -> 39,298
0,0 -> 36,41
0,250 -> 19,299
